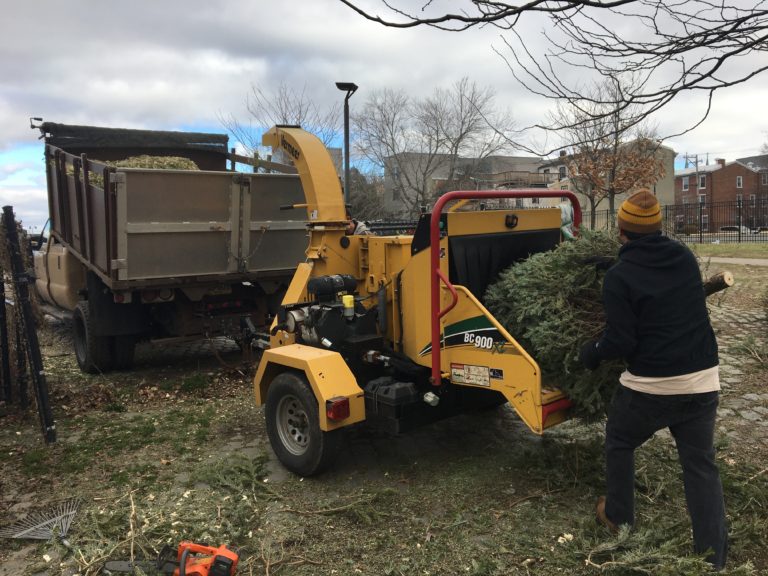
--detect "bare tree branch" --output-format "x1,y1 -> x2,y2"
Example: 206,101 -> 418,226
552,75 -> 667,223
353,78 -> 516,217
340,1 -> 768,142
219,81 -> 342,157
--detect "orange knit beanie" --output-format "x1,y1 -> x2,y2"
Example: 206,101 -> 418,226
617,189 -> 662,234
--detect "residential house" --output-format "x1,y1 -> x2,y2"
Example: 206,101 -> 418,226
538,142 -> 676,211
674,158 -> 768,232
736,153 -> 768,171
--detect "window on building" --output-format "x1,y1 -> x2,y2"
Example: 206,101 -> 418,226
682,197 -> 688,205
736,193 -> 743,204
682,176 -> 689,191
698,194 -> 706,204
558,166 -> 567,180
702,214 -> 709,232
699,174 -> 706,189
762,172 -> 768,185
736,175 -> 743,189
750,194 -> 756,207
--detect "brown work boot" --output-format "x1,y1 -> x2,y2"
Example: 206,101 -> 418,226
596,496 -> 619,534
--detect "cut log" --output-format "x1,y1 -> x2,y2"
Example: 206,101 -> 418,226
704,271 -> 734,297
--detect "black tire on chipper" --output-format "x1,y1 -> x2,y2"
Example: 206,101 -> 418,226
265,371 -> 342,476
73,301 -> 113,373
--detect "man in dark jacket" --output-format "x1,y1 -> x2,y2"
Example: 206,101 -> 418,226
579,189 -> 727,570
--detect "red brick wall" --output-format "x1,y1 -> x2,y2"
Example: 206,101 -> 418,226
674,170 -> 713,204
710,163 -> 760,203
675,165 -> 768,205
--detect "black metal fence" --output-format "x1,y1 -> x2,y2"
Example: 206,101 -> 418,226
583,200 -> 768,243
368,201 -> 768,243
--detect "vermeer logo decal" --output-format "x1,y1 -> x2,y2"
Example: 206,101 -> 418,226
418,315 -> 517,356
280,135 -> 301,161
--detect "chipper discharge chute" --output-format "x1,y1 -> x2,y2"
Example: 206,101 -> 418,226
253,125 -> 582,476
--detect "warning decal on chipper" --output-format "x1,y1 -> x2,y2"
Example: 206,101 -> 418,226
451,363 -> 490,387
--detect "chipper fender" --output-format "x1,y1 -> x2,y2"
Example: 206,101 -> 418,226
253,344 -> 366,431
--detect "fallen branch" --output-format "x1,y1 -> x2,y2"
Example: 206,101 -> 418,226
490,488 -> 565,518
748,468 -> 768,482
280,494 -> 380,516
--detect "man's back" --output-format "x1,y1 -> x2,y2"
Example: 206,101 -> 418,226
601,234 -> 718,377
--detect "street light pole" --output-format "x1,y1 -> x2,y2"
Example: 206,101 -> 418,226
335,82 -> 358,205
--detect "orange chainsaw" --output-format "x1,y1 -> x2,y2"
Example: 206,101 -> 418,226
103,541 -> 238,576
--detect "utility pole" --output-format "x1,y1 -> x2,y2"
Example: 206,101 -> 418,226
684,153 -> 701,199
684,153 -> 702,241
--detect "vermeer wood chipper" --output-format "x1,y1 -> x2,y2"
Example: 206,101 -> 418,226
253,126 -> 582,475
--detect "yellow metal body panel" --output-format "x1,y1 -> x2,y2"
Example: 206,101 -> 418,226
397,208 -> 568,432
269,262 -> 315,348
362,236 -> 412,343
399,238 -> 446,362
253,345 -> 365,431
446,207 -> 561,236
261,126 -> 346,224
439,287 -> 567,433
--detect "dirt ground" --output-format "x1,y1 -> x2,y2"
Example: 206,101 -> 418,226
1,261 -> 767,576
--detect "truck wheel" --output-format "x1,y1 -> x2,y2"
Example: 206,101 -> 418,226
111,335 -> 136,371
73,301 -> 113,373
265,372 -> 342,476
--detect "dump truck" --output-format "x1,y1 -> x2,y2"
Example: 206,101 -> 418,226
253,126 -> 581,476
33,121 -> 308,372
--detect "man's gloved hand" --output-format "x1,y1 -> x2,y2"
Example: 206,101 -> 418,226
580,255 -> 616,271
579,340 -> 601,370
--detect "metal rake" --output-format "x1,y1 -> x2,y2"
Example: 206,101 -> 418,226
0,497 -> 80,544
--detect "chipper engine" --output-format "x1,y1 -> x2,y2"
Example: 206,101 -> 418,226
253,126 -> 582,476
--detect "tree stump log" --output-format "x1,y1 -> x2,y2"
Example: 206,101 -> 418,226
704,271 -> 734,297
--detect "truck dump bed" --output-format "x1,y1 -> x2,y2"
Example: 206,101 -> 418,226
42,123 -> 307,289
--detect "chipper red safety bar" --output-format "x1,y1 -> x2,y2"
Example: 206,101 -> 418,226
429,190 -> 582,387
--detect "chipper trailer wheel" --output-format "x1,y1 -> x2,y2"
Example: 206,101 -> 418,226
73,301 -> 113,374
265,371 -> 342,476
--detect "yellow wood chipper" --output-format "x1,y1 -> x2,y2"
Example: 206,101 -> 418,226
253,126 -> 582,476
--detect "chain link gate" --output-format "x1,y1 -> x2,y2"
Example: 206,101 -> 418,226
1,205 -> 56,443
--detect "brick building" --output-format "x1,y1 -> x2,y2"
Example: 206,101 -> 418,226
674,158 -> 768,232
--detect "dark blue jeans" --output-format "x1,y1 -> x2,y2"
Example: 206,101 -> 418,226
605,385 -> 727,569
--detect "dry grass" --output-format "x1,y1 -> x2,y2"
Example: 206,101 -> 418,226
689,242 -> 768,259
1,267 -> 768,575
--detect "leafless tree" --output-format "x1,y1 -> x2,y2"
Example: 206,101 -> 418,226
353,78 -> 515,217
339,1 -> 768,142
348,168 -> 393,221
220,81 -> 342,157
552,75 -> 665,224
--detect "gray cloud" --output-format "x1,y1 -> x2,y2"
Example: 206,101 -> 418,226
1,1 -> 766,164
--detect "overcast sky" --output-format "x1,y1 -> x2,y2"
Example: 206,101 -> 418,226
2,1 -> 767,230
